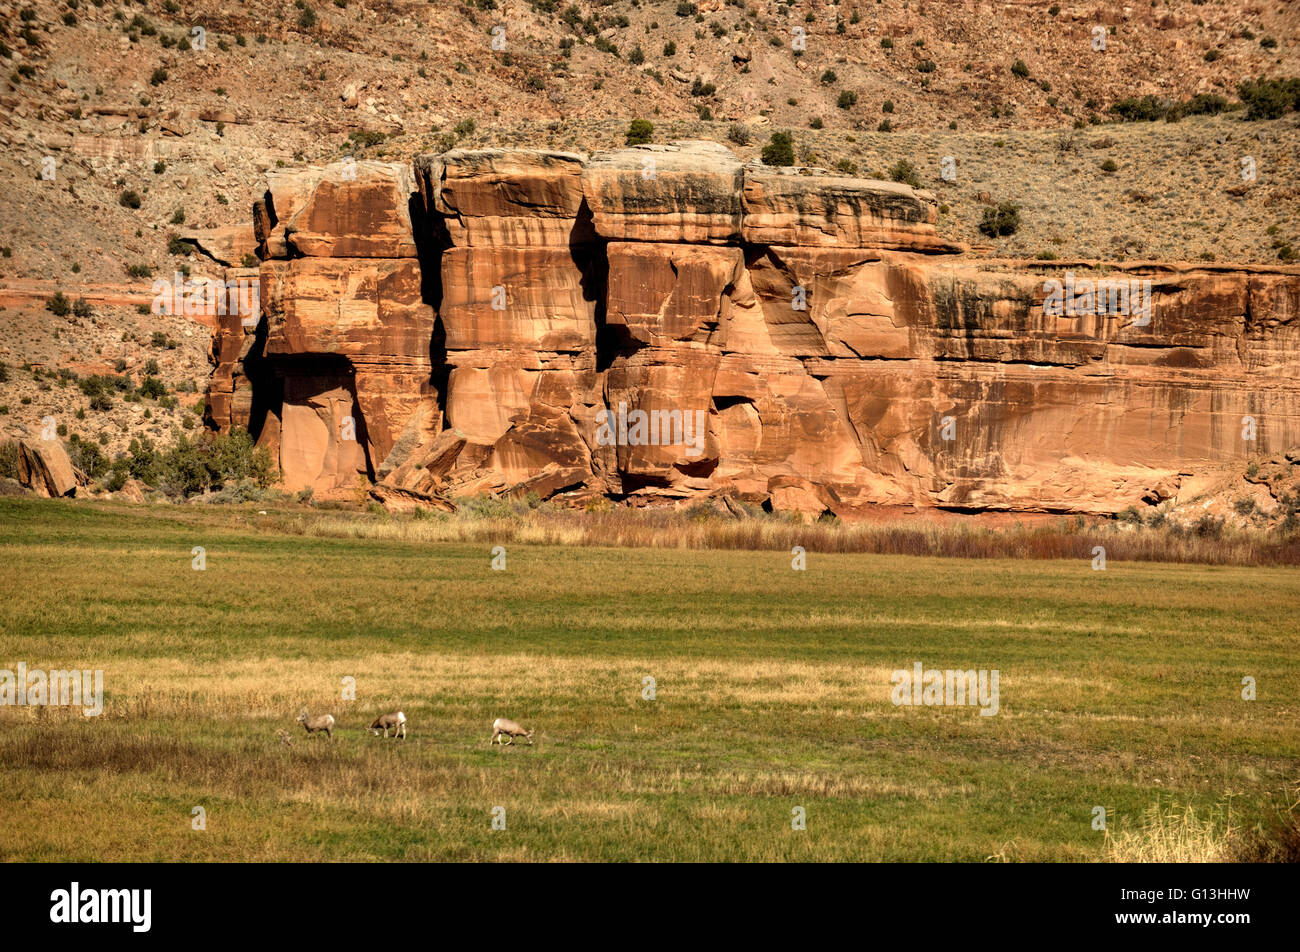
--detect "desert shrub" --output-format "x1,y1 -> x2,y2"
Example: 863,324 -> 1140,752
65,434 -> 107,478
1193,514 -> 1225,539
124,428 -> 274,497
978,201 -> 1021,237
46,292 -> 71,317
119,189 -> 142,209
760,131 -> 795,166
1011,59 -> 1029,78
1237,77 -> 1300,120
888,159 -> 922,188
1185,93 -> 1228,115
625,118 -> 654,145
139,376 -> 166,399
1109,95 -> 1170,122
457,494 -> 522,520
836,89 -> 858,109
727,123 -> 750,145
72,297 -> 93,318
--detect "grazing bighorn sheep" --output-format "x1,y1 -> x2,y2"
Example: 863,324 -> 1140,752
490,717 -> 533,746
296,709 -> 335,739
369,711 -> 407,739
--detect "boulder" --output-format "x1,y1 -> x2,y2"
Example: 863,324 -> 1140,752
17,439 -> 79,498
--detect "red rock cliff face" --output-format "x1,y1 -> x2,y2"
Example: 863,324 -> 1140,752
207,142 -> 1300,516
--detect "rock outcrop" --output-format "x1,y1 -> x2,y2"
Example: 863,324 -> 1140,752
17,438 -> 82,498
207,142 -> 1300,516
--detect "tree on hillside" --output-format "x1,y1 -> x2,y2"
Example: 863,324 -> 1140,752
625,118 -> 654,146
760,131 -> 795,167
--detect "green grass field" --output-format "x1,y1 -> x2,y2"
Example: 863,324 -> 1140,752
0,497 -> 1296,861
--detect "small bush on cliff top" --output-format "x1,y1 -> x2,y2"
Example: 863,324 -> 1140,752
760,131 -> 795,167
888,159 -> 922,188
625,118 -> 653,146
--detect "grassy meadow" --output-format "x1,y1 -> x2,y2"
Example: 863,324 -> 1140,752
0,497 -> 1297,861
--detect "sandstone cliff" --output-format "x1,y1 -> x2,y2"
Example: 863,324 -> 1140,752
206,142 -> 1300,517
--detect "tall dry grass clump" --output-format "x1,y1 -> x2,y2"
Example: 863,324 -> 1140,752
266,503 -> 1300,566
1105,800 -> 1238,862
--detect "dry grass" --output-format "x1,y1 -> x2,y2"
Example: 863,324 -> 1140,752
273,506 -> 1300,567
1105,800 -> 1239,863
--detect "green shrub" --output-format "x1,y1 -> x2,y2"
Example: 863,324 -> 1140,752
888,158 -> 921,188
119,189 -> 143,209
46,292 -> 71,317
1109,95 -> 1170,122
139,376 -> 167,399
760,131 -> 795,167
1011,59 -> 1029,78
1237,77 -> 1300,120
836,89 -> 858,109
625,118 -> 654,146
1185,93 -> 1228,115
690,77 -> 716,97
978,201 -> 1021,237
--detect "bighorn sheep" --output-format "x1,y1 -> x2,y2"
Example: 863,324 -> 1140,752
490,717 -> 533,746
369,711 -> 407,739
297,709 -> 335,739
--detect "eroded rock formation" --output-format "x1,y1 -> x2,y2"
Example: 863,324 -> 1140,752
206,141 -> 1300,516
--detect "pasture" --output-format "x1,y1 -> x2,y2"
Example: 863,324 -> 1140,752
0,498 -> 1295,861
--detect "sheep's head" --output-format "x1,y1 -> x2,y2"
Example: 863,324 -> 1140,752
296,710 -> 308,723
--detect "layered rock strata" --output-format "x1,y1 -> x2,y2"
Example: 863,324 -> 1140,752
206,142 -> 1300,516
